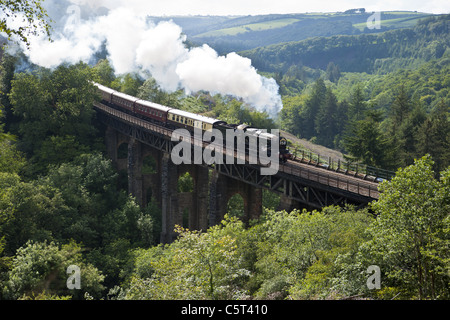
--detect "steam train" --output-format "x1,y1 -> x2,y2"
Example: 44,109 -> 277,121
94,83 -> 292,163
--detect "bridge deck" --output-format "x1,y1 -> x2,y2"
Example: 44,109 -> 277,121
94,101 -> 380,201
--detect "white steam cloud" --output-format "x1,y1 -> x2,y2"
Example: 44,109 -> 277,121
14,0 -> 282,117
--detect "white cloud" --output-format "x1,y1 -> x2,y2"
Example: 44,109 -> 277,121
21,2 -> 284,116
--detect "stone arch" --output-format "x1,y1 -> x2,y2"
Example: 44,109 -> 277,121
142,154 -> 157,175
117,142 -> 128,159
177,171 -> 195,193
116,142 -> 129,173
145,186 -> 153,205
209,172 -> 262,226
177,170 -> 195,229
226,192 -> 246,219
141,147 -> 162,207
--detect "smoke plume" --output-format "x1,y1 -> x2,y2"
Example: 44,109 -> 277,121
13,0 -> 283,117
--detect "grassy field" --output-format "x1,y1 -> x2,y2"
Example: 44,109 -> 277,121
194,18 -> 300,37
353,14 -> 432,31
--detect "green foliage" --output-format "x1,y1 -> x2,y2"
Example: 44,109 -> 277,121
280,79 -> 348,149
415,99 -> 450,172
111,73 -> 144,97
366,156 -> 450,299
0,0 -> 51,47
252,207 -> 373,299
177,172 -> 194,193
227,194 -> 245,219
41,153 -> 152,249
343,110 -> 392,167
0,177 -> 69,256
137,77 -> 182,108
0,139 -> 25,174
8,63 -> 98,176
120,217 -> 250,300
2,240 -> 104,300
93,59 -> 116,87
258,17 -> 449,163
113,156 -> 448,300
242,15 -> 449,75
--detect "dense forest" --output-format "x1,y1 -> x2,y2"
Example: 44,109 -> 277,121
270,15 -> 450,171
0,8 -> 449,301
242,15 -> 449,73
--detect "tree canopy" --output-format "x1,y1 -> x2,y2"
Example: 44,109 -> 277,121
0,0 -> 51,47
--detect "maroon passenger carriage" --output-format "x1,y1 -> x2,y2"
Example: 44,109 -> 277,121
94,83 -> 170,124
93,82 -> 292,163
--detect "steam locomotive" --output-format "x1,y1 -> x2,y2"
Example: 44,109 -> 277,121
94,82 -> 292,163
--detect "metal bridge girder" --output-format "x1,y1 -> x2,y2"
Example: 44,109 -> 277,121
95,103 -> 378,209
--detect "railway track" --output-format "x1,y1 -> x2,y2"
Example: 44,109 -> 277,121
94,101 -> 382,200
281,160 -> 380,199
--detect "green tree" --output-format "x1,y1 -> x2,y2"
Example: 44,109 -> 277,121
396,100 -> 428,166
93,59 -> 116,87
137,77 -> 181,108
253,207 -> 372,299
3,240 -> 104,300
416,99 -> 450,172
365,156 -> 450,299
119,216 -> 250,300
390,85 -> 411,134
314,88 -> 338,147
0,0 -> 51,47
9,63 -> 98,174
42,153 -> 148,248
343,109 -> 391,167
0,177 -> 69,255
111,73 -> 144,97
280,95 -> 305,136
347,85 -> 367,122
301,78 -> 326,139
326,62 -> 341,83
0,54 -> 19,133
0,138 -> 25,174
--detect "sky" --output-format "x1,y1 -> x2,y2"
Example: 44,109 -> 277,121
70,0 -> 449,15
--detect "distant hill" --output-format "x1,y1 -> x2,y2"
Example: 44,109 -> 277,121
149,11 -> 434,54
240,14 -> 450,75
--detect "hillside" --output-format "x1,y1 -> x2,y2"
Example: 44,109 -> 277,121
150,11 -> 434,53
240,14 -> 450,74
